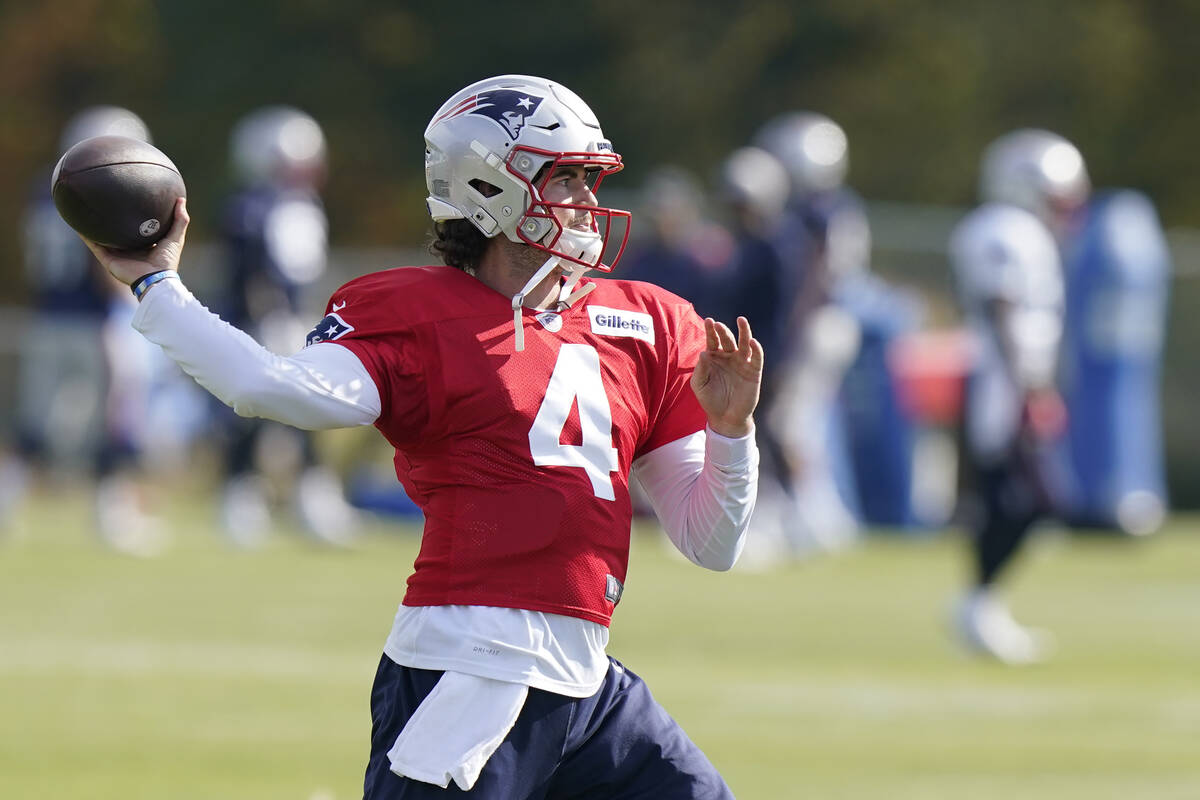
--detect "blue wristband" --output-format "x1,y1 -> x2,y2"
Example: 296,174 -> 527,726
131,270 -> 177,300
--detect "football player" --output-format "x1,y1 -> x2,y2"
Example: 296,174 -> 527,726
81,75 -> 761,797
618,165 -> 737,325
753,112 -> 867,556
6,106 -> 168,554
709,145 -> 799,565
215,105 -> 358,546
949,128 -> 1082,664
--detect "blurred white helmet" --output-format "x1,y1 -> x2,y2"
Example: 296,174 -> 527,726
639,166 -> 704,244
979,128 -> 1090,221
59,105 -> 151,154
424,74 -> 630,273
231,106 -> 327,188
754,111 -> 848,196
718,146 -> 790,227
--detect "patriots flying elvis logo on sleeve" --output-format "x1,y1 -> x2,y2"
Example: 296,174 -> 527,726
305,312 -> 354,346
432,90 -> 545,140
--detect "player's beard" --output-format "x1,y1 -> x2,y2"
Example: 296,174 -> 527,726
498,237 -> 564,301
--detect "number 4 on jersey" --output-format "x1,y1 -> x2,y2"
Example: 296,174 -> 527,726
528,344 -> 619,501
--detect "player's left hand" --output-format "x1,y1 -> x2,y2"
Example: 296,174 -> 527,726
690,316 -> 764,439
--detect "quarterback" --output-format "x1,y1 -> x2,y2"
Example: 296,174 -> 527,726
83,75 -> 761,798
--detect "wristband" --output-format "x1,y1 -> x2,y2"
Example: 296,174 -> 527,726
131,270 -> 177,300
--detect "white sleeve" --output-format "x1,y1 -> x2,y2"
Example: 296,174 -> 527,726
630,427 -> 759,571
130,276 -> 381,430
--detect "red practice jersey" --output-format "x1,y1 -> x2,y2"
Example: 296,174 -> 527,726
309,266 -> 708,626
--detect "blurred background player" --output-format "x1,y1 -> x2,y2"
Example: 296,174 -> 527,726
948,128 -> 1078,663
715,146 -> 791,386
751,111 -> 868,558
619,165 -> 734,322
710,144 -> 798,564
2,106 -> 169,554
215,105 -> 358,547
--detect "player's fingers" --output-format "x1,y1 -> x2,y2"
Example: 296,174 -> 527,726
704,317 -> 720,351
735,317 -> 754,357
712,320 -> 737,352
690,350 -> 711,388
166,197 -> 189,246
144,197 -> 190,273
734,316 -> 764,368
747,335 -> 765,369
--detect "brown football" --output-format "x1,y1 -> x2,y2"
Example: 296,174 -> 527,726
51,134 -> 186,251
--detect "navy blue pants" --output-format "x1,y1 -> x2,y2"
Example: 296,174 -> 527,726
363,655 -> 734,799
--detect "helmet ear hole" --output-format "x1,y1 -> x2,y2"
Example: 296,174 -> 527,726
469,179 -> 502,198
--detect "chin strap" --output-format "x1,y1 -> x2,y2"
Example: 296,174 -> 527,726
512,255 -> 562,352
558,279 -> 596,309
512,229 -> 605,352
511,256 -> 599,352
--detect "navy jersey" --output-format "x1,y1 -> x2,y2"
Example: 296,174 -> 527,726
773,187 -> 871,314
220,184 -> 328,329
724,230 -> 788,384
22,172 -> 110,316
618,226 -> 736,325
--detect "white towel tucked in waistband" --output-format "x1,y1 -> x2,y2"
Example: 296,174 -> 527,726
388,670 -> 530,790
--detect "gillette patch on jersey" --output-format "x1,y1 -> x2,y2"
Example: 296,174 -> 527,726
305,313 -> 354,346
605,574 -> 624,605
588,306 -> 655,344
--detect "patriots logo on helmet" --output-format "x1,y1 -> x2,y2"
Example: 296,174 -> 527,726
435,90 -> 545,140
305,312 -> 354,346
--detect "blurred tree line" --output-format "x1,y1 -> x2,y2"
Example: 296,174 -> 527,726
3,0 -> 1199,302
6,0 -> 1200,502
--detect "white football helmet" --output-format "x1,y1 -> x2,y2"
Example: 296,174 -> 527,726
639,166 -> 704,245
717,146 -> 790,228
979,129 -> 1090,222
754,111 -> 848,196
424,74 -> 630,274
59,106 -> 151,153
231,106 -> 327,188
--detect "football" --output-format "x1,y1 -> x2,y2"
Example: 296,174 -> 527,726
51,134 -> 186,251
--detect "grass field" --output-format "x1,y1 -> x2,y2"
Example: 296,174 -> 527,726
1,484 -> 1198,799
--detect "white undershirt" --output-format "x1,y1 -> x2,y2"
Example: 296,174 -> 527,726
133,276 -> 758,696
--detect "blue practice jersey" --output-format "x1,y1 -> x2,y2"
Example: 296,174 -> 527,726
220,183 -> 328,329
22,171 -> 111,316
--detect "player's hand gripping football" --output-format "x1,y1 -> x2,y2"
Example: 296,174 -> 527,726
81,197 -> 189,286
690,316 -> 764,439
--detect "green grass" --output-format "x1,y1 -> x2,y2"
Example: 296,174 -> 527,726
2,486 -> 1198,799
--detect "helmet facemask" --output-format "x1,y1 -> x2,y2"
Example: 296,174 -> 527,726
508,146 -> 629,272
